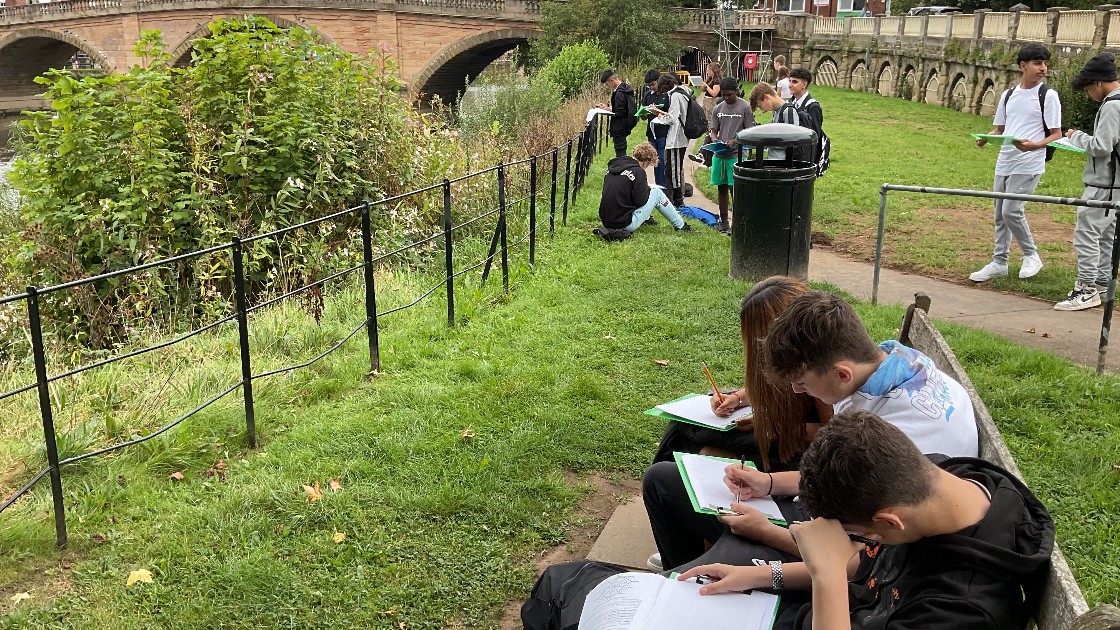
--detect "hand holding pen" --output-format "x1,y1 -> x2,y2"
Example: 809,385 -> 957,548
723,462 -> 770,499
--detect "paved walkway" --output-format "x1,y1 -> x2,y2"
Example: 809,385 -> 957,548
587,155 -> 1119,573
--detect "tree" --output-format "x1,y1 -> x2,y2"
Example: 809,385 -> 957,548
532,0 -> 685,68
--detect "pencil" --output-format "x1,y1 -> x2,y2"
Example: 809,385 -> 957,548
702,362 -> 725,404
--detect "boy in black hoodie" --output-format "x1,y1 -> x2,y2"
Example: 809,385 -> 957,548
679,409 -> 1054,630
596,69 -> 638,157
596,142 -> 690,240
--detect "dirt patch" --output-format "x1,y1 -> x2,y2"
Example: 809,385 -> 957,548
0,552 -> 79,616
495,472 -> 642,630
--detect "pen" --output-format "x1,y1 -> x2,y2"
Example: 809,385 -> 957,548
735,455 -> 745,504
702,362 -> 725,404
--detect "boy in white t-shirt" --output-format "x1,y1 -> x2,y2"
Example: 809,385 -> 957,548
972,44 -> 1063,283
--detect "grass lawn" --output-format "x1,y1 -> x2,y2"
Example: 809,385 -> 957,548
697,85 -> 1090,303
0,122 -> 1116,627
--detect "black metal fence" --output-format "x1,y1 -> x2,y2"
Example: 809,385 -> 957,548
0,115 -> 608,548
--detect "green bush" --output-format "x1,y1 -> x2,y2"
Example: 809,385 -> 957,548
1048,49 -> 1099,134
539,42 -> 610,100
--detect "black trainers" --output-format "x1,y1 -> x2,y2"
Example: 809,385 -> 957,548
593,226 -> 631,242
716,221 -> 731,234
675,222 -> 692,232
643,217 -> 657,226
687,152 -> 705,164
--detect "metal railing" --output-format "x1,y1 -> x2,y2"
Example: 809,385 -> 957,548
0,113 -> 609,548
873,184 -> 1120,375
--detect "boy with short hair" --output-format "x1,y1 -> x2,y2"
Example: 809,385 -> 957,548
971,44 -> 1062,283
678,409 -> 1054,630
749,81 -> 800,161
596,69 -> 637,158
707,77 -> 755,233
1055,52 -> 1120,311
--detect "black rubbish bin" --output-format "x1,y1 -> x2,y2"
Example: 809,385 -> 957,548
729,123 -> 818,282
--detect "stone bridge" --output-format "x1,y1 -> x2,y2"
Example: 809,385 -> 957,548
0,0 -> 778,110
772,7 -> 1120,117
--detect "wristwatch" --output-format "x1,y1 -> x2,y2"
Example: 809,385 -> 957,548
769,560 -> 784,590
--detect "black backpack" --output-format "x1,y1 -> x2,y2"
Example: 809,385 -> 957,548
1000,84 -> 1059,161
678,88 -> 709,140
795,97 -> 831,176
521,560 -> 628,630
624,90 -> 639,132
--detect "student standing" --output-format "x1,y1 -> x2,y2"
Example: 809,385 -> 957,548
656,74 -> 692,209
749,81 -> 800,161
641,69 -> 670,189
595,69 -> 637,158
775,66 -> 792,101
700,61 -> 723,119
971,45 -> 1062,283
708,78 -> 755,233
1055,53 -> 1120,311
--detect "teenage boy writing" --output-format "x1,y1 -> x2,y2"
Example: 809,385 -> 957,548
1054,52 -> 1120,311
679,410 -> 1054,630
707,77 -> 755,233
750,81 -> 801,161
971,44 -> 1062,284
596,69 -> 637,158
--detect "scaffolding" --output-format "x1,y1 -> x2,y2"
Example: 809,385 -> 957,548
714,5 -> 775,83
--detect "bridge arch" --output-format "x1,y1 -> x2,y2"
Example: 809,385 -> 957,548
412,27 -> 539,104
168,15 -> 337,68
849,59 -> 868,92
876,61 -> 894,97
0,28 -> 111,108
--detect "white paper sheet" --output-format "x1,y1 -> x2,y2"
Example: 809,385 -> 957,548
678,452 -> 784,521
580,572 -> 778,630
586,107 -> 614,122
655,394 -> 752,429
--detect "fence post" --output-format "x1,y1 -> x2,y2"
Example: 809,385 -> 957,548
498,163 -> 509,293
361,203 -> 382,373
230,238 -> 257,448
25,287 -> 67,549
597,115 -> 604,153
574,132 -> 585,202
563,140 -> 573,226
529,155 -> 538,267
442,181 -> 455,327
550,147 -> 558,235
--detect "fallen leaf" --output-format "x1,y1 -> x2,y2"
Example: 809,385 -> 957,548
459,425 -> 476,439
329,478 -> 342,492
379,607 -> 398,615
302,482 -> 323,502
126,569 -> 153,586
61,559 -> 72,570
399,623 -> 407,630
9,592 -> 30,605
332,532 -> 346,544
1041,333 -> 1052,338
90,533 -> 107,544
1026,328 -> 1036,334
654,359 -> 669,366
168,471 -> 184,481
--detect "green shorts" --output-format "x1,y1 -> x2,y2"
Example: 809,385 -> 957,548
710,153 -> 737,187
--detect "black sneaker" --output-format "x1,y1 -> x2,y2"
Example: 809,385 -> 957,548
644,217 -> 657,226
716,221 -> 731,234
676,222 -> 692,232
687,153 -> 705,164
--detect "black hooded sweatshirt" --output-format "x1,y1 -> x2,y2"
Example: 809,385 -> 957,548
796,458 -> 1054,630
608,82 -> 636,135
598,156 -> 651,229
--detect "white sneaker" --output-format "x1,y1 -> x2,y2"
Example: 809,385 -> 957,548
646,553 -> 663,572
1054,283 -> 1101,311
969,262 -> 1008,282
1019,254 -> 1043,279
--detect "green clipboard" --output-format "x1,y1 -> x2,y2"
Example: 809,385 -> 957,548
643,393 -> 747,432
971,133 -> 1019,144
672,452 -> 787,525
1049,139 -> 1086,153
635,105 -> 654,117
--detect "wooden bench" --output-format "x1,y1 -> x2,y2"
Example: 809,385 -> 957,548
899,293 -> 1120,630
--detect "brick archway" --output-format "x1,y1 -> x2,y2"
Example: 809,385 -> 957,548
168,15 -> 337,68
0,28 -> 112,107
412,27 -> 538,104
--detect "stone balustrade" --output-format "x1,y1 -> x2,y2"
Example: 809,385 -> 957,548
801,5 -> 1120,50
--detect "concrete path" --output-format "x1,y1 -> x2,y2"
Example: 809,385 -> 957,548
587,154 -> 1119,574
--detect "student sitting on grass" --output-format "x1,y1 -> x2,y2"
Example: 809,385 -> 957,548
594,141 -> 691,241
679,409 -> 1054,630
649,290 -> 979,572
645,276 -> 833,571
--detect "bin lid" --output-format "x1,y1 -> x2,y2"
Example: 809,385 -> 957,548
736,123 -> 816,148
